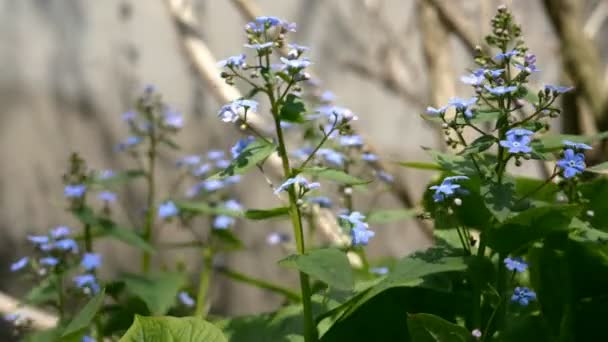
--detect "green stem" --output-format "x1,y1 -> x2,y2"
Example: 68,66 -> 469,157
56,274 -> 65,322
269,87 -> 317,342
195,248 -> 213,317
142,130 -> 157,274
494,252 -> 508,333
218,267 -> 302,302
472,238 -> 487,329
84,222 -> 93,253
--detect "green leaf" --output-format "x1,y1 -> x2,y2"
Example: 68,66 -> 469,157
245,207 -> 290,220
407,313 -> 470,341
532,131 -> 608,153
279,94 -> 307,123
579,178 -> 608,231
424,148 -> 488,175
485,204 -> 580,253
119,315 -> 227,342
300,167 -> 369,185
279,248 -> 354,290
366,208 -> 417,224
24,278 -> 58,305
568,218 -> 608,243
481,180 -> 516,222
209,139 -> 276,180
88,169 -> 145,188
515,176 -> 559,202
212,229 -> 244,251
587,161 -> 608,174
120,272 -> 187,315
395,161 -> 442,171
337,256 -> 467,319
62,289 -> 105,338
73,207 -> 155,253
459,135 -> 496,155
176,201 -> 244,217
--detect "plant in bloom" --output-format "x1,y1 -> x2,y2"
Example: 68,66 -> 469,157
504,256 -> 528,273
557,148 -> 586,178
511,286 -> 536,306
500,128 -> 533,154
429,176 -> 469,202
158,201 -> 179,219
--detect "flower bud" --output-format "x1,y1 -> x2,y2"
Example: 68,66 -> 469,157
453,198 -> 462,206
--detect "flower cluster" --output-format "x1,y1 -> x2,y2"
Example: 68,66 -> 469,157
429,176 -> 469,203
339,211 -> 375,246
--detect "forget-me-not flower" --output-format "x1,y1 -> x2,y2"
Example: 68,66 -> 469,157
557,148 -> 586,178
51,226 -> 71,239
231,136 -> 255,159
274,175 -> 320,195
500,128 -> 533,154
178,292 -> 195,307
430,176 -> 469,202
448,97 -> 477,118
98,191 -> 117,203
64,184 -> 87,198
545,85 -> 573,94
81,253 -> 102,271
511,286 -> 536,306
158,201 -> 179,219
218,54 -> 246,69
563,140 -> 592,150
485,85 -> 518,96
10,257 -> 29,272
504,256 -> 528,273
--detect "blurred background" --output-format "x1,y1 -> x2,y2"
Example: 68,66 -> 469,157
0,0 -> 607,329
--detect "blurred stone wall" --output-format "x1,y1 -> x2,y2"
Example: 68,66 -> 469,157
0,0 -> 582,318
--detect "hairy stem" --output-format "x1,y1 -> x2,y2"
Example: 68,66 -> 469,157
142,129 -> 157,274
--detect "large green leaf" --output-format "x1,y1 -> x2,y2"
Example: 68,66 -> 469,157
337,256 -> 468,320
366,208 -> 417,225
73,207 -> 155,253
24,277 -> 58,305
209,139 -> 276,180
119,315 -> 227,342
279,94 -> 307,123
62,289 -> 105,338
120,272 -> 186,315
485,204 -> 580,253
300,167 -> 369,185
579,178 -> 608,232
407,313 -> 470,341
245,207 -> 290,220
279,248 -> 354,291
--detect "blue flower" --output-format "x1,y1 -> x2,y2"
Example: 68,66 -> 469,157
320,90 -> 335,103
81,253 -> 102,271
55,239 -> 79,253
244,42 -> 274,50
500,128 -> 533,154
218,103 -> 240,123
98,191 -> 117,203
376,171 -> 394,183
448,97 -> 477,118
267,232 -> 289,245
231,136 -> 255,159
64,184 -> 87,198
50,226 -> 71,239
317,148 -> 345,167
460,73 -> 484,86
192,163 -> 212,177
39,257 -> 59,267
362,153 -> 378,162
234,99 -> 258,112
274,175 -> 320,195
557,149 -> 586,178
563,140 -> 592,150
292,147 -> 313,160
98,169 -> 115,180
116,136 -> 142,151
495,49 -> 518,61
280,57 -> 312,72
225,175 -> 242,185
178,291 -> 195,307
10,257 -> 29,272
504,256 -> 528,273
207,150 -> 225,160
340,211 -> 366,225
73,274 -> 100,294
158,201 -> 179,219
545,85 -> 573,94
426,106 -> 448,116
306,196 -> 333,208
164,109 -> 183,128
370,267 -> 389,275
288,43 -> 309,54
122,111 -> 137,121
224,199 -> 243,211
216,159 -> 231,169
485,85 -> 518,95
315,105 -> 358,122
218,54 -> 246,68
351,224 -> 375,246
430,176 -> 469,202
27,235 -> 50,245
515,55 -> 540,73
213,215 -> 235,230
82,336 -> 96,342
339,135 -> 364,147
201,180 -> 225,192
511,286 -> 536,306
176,155 -> 201,167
